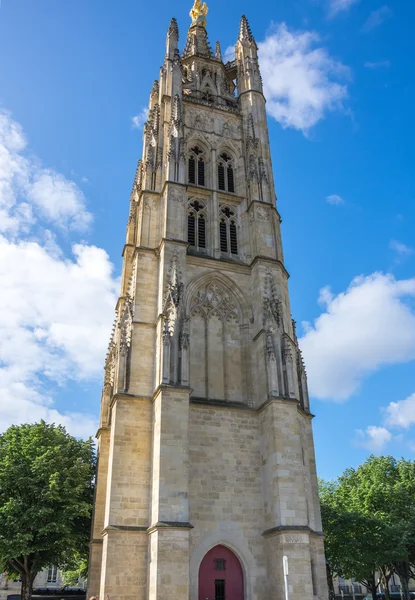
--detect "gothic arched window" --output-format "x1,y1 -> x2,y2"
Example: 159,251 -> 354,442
188,199 -> 207,250
217,153 -> 235,193
188,146 -> 205,187
219,205 -> 238,256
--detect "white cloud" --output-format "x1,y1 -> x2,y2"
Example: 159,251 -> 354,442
258,23 -> 350,132
355,426 -> 392,451
132,107 -> 149,130
300,273 -> 415,400
326,194 -> 345,205
0,109 -> 92,234
362,6 -> 392,32
0,109 -> 119,438
389,239 -> 414,257
0,236 -> 118,436
328,0 -> 360,18
385,393 -> 415,429
364,60 -> 391,69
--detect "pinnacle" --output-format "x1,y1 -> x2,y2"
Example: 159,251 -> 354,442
239,14 -> 254,43
215,41 -> 222,61
168,17 -> 179,39
151,80 -> 159,98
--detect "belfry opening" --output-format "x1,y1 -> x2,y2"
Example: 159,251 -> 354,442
87,1 -> 327,599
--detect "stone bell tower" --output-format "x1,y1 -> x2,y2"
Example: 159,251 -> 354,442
88,3 -> 328,600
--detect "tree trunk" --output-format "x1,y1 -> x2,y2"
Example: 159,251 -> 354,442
20,571 -> 36,600
326,562 -> 335,600
380,566 -> 391,600
395,562 -> 411,600
371,573 -> 378,600
401,576 -> 410,600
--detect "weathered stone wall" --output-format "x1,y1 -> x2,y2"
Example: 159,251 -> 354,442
189,403 -> 268,600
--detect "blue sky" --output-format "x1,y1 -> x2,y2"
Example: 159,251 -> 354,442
0,0 -> 414,480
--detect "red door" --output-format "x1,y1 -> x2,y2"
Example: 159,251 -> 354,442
198,545 -> 244,600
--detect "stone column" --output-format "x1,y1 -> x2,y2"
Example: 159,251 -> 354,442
148,385 -> 191,600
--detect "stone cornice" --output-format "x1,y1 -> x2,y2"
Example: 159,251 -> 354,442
95,425 -> 110,439
190,397 -> 254,411
186,253 -> 250,274
147,521 -> 194,534
152,383 -> 193,402
262,525 -> 325,538
101,525 -> 147,536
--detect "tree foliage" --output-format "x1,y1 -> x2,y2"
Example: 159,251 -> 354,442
320,456 -> 415,600
0,421 -> 96,600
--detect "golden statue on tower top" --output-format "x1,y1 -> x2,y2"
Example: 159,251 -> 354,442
190,0 -> 208,27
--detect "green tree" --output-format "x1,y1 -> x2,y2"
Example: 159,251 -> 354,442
320,457 -> 415,600
0,421 -> 96,600
337,456 -> 415,600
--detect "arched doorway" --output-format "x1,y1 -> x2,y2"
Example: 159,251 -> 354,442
198,544 -> 244,600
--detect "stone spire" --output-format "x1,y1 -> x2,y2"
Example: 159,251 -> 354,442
215,41 -> 222,60
183,3 -> 213,58
238,14 -> 256,45
166,17 -> 179,60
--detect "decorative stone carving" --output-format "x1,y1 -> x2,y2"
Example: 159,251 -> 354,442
179,317 -> 190,349
169,188 -> 184,203
163,253 -> 184,335
144,197 -> 156,210
119,295 -> 134,355
256,206 -> 269,221
104,341 -> 116,389
265,331 -> 276,362
263,272 -> 282,329
190,281 -> 239,321
259,157 -> 268,185
282,534 -> 308,544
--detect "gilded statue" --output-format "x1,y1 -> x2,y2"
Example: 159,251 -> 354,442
190,0 -> 208,27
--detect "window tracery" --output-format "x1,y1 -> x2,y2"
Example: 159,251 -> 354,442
219,205 -> 238,256
190,281 -> 239,322
188,145 -> 205,186
217,152 -> 235,193
187,199 -> 207,251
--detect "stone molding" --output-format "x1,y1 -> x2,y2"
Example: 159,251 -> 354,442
262,524 -> 325,538
190,397 -> 254,411
147,521 -> 194,534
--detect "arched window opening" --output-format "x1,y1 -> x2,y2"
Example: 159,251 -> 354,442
188,199 -> 206,250
188,146 -> 205,187
217,152 -> 235,193
220,220 -> 227,252
230,221 -> 238,254
218,163 -> 225,191
219,205 -> 238,257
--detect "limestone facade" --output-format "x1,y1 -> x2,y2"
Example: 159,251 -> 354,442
88,5 -> 328,600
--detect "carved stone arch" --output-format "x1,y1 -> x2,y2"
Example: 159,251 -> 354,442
185,131 -> 211,153
217,138 -> 239,156
190,527 -> 256,600
185,271 -> 249,326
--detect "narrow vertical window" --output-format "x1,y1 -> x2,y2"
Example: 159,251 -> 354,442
219,205 -> 238,257
218,163 -> 225,190
188,156 -> 196,184
230,221 -> 238,254
198,215 -> 206,248
218,153 -> 235,193
188,199 -> 207,251
198,158 -> 205,186
227,165 -> 235,193
220,220 -> 228,252
188,146 -> 206,186
188,213 -> 195,246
